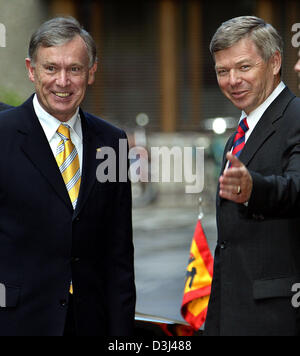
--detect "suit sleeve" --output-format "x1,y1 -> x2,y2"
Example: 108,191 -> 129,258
246,140 -> 300,219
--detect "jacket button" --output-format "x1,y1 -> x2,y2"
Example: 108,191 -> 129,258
60,300 -> 68,307
220,241 -> 227,249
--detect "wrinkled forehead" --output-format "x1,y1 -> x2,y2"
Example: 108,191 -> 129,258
35,36 -> 90,65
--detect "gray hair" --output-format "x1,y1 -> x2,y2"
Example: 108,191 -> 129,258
28,17 -> 97,68
210,16 -> 283,62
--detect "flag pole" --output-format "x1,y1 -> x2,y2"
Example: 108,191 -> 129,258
198,196 -> 204,220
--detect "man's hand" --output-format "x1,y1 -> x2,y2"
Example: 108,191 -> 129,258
219,152 -> 253,203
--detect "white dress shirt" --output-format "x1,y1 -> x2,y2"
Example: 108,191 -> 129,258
33,94 -> 83,172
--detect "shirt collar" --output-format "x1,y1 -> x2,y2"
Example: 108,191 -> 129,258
33,94 -> 81,142
240,81 -> 286,127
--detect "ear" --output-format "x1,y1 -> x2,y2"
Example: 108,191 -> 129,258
88,62 -> 98,85
271,51 -> 282,76
25,58 -> 35,83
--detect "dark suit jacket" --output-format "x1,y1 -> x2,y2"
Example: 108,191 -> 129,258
0,96 -> 136,336
0,102 -> 12,111
204,87 -> 300,336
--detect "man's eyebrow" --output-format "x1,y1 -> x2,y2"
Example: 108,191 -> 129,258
42,61 -> 57,66
215,59 -> 251,69
69,63 -> 84,67
235,59 -> 251,65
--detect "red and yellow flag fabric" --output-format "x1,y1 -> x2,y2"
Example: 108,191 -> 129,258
181,219 -> 214,330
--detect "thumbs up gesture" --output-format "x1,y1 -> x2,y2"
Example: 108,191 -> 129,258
219,152 -> 253,203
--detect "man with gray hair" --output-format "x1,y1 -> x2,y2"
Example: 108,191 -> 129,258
0,17 -> 135,336
205,16 -> 300,336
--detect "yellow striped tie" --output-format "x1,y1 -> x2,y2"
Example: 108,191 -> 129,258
56,124 -> 81,295
56,124 -> 81,210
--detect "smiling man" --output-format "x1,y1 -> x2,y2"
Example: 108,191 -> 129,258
26,32 -> 97,122
215,37 -> 281,115
204,16 -> 300,336
0,17 -> 135,336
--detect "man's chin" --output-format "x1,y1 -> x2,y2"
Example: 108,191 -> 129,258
229,99 -> 246,111
49,107 -> 77,122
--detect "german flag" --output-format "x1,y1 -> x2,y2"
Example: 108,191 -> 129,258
181,219 -> 214,330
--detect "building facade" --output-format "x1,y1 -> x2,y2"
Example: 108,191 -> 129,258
0,0 -> 299,132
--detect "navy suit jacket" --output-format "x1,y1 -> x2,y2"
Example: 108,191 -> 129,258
205,87 -> 300,336
0,96 -> 136,336
0,102 -> 12,111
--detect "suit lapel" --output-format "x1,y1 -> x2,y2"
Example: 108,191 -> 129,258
18,97 -> 72,210
238,118 -> 275,167
239,87 -> 295,167
73,111 -> 106,219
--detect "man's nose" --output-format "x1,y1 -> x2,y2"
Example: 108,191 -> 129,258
229,70 -> 242,86
56,70 -> 70,87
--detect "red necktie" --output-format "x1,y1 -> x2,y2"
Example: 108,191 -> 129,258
229,117 -> 248,167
